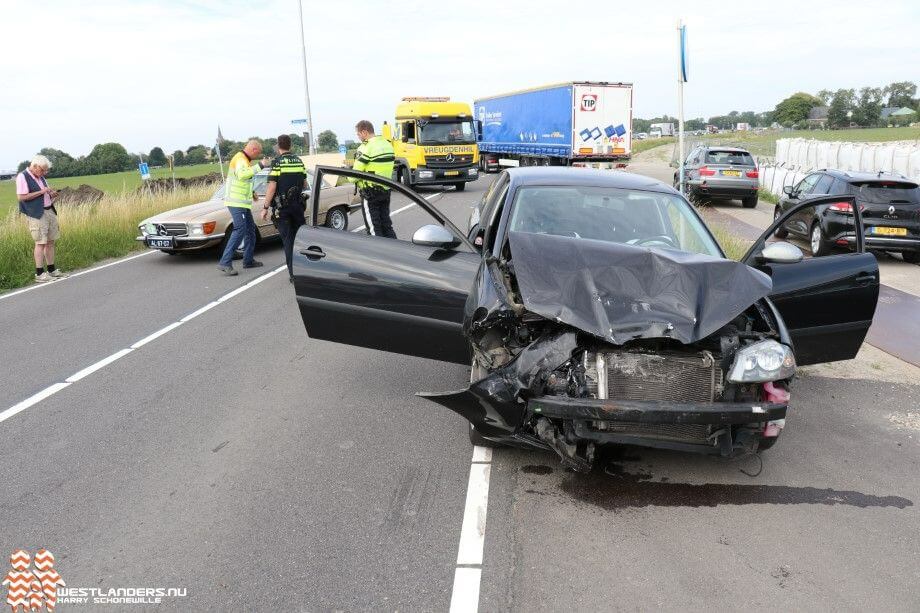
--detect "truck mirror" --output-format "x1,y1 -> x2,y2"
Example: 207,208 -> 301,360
476,120 -> 483,139
382,122 -> 393,140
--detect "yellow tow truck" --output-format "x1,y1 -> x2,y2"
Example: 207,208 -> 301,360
382,97 -> 480,191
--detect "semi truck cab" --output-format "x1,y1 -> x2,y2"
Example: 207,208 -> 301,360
383,97 -> 480,192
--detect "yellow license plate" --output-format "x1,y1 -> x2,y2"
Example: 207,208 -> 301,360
444,170 -> 459,176
871,226 -> 907,236
722,170 -> 741,177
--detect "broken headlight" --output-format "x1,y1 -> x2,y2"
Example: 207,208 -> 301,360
727,340 -> 795,383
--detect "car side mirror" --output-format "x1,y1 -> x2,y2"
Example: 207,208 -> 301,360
412,224 -> 459,248
760,241 -> 803,264
783,185 -> 794,196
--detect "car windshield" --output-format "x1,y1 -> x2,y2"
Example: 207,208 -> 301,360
508,186 -> 722,257
705,150 -> 755,166
418,120 -> 476,145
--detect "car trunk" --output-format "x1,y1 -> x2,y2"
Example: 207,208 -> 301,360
852,181 -> 920,238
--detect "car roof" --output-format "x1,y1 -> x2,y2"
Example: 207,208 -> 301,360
699,146 -> 751,153
819,168 -> 914,183
504,167 -> 676,194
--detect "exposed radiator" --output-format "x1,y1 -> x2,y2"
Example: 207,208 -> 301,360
587,350 -> 722,403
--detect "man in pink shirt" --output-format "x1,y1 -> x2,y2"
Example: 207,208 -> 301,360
16,155 -> 64,282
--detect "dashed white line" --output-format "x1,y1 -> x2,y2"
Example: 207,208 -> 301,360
0,265 -> 286,425
449,445 -> 493,613
0,250 -> 155,302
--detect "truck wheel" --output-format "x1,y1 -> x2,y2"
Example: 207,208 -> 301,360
400,167 -> 413,189
455,182 -> 466,192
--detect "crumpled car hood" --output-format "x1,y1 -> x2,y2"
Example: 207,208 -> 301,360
508,231 -> 773,344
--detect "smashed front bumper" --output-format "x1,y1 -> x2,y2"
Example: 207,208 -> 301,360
529,396 -> 787,460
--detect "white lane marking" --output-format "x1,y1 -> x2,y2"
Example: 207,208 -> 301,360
0,265 -> 287,425
0,251 -> 155,302
352,192 -> 442,233
0,382 -> 71,424
449,568 -> 483,613
65,348 -> 134,383
449,445 -> 493,613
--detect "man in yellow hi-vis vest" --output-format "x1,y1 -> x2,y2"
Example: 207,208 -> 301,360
218,139 -> 270,275
353,120 -> 397,239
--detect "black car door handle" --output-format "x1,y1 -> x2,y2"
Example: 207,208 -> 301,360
855,272 -> 877,286
300,246 -> 326,260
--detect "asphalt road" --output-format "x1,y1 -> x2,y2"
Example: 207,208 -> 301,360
2,173 -> 919,611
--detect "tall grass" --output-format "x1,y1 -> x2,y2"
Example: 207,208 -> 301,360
0,184 -> 216,291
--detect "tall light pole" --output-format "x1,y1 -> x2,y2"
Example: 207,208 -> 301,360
677,20 -> 689,195
297,0 -> 316,155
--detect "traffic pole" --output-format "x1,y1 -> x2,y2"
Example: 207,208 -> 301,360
297,0 -> 316,155
677,20 -> 687,195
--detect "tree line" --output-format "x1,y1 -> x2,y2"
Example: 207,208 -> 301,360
634,81 -> 917,133
17,130 -> 343,178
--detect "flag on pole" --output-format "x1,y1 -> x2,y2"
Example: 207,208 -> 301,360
216,125 -> 226,181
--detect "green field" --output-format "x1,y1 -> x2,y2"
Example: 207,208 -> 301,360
0,162 -> 224,215
687,126 -> 920,157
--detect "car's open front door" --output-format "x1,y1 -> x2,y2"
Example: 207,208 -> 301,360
292,166 -> 480,364
742,194 -> 879,365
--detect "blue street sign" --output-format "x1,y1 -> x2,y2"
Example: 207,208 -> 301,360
338,144 -> 347,155
679,25 -> 689,82
291,118 -> 308,126
139,162 -> 150,180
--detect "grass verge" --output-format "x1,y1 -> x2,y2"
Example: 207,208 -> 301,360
0,162 -> 223,215
632,137 -> 676,155
0,184 -> 216,291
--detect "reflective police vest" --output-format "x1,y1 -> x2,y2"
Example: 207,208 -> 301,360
353,135 -> 395,190
224,151 -> 259,209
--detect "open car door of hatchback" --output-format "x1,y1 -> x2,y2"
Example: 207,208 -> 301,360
292,166 -> 481,364
743,194 -> 879,365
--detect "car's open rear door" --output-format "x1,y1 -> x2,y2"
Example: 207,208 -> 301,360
742,195 -> 879,365
292,167 -> 480,364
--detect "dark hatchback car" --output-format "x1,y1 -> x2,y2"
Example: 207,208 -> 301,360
775,169 -> 920,262
292,166 -> 879,471
674,145 -> 760,208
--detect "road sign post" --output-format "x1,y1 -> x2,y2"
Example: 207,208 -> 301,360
677,21 -> 689,196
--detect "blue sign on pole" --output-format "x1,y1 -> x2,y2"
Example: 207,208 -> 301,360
338,144 -> 347,155
139,162 -> 150,180
679,25 -> 689,82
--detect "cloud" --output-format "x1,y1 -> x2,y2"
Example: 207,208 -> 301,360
1,0 -> 918,168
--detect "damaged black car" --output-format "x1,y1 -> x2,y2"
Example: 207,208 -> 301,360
293,167 -> 879,471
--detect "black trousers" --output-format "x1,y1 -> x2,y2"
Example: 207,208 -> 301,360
274,206 -> 306,279
360,189 -> 397,239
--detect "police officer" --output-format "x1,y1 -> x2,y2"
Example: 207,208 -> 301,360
353,120 -> 397,239
260,134 -> 307,282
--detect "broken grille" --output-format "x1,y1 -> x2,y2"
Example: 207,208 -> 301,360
588,350 -> 722,403
587,421 -> 711,444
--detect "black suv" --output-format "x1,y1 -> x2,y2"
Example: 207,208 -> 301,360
774,169 -> 920,263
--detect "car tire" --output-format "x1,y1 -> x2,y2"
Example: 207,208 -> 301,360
773,208 -> 789,238
325,206 -> 348,231
455,182 -> 466,192
810,221 -> 831,257
902,251 -> 920,264
742,195 -> 758,208
757,435 -> 779,451
468,358 -> 501,448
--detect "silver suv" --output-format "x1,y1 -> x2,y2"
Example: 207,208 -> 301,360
675,145 -> 760,208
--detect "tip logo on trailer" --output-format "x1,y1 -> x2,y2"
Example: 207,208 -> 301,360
580,95 -> 597,112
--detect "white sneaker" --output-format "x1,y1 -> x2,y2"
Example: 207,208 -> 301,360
49,269 -> 67,278
35,272 -> 53,283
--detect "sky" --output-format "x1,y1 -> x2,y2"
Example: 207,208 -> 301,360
2,0 -> 918,169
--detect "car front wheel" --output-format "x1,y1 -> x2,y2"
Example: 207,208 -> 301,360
773,208 -> 789,238
325,206 -> 348,231
810,222 -> 831,257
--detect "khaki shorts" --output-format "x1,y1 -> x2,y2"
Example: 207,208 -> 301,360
28,209 -> 60,245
